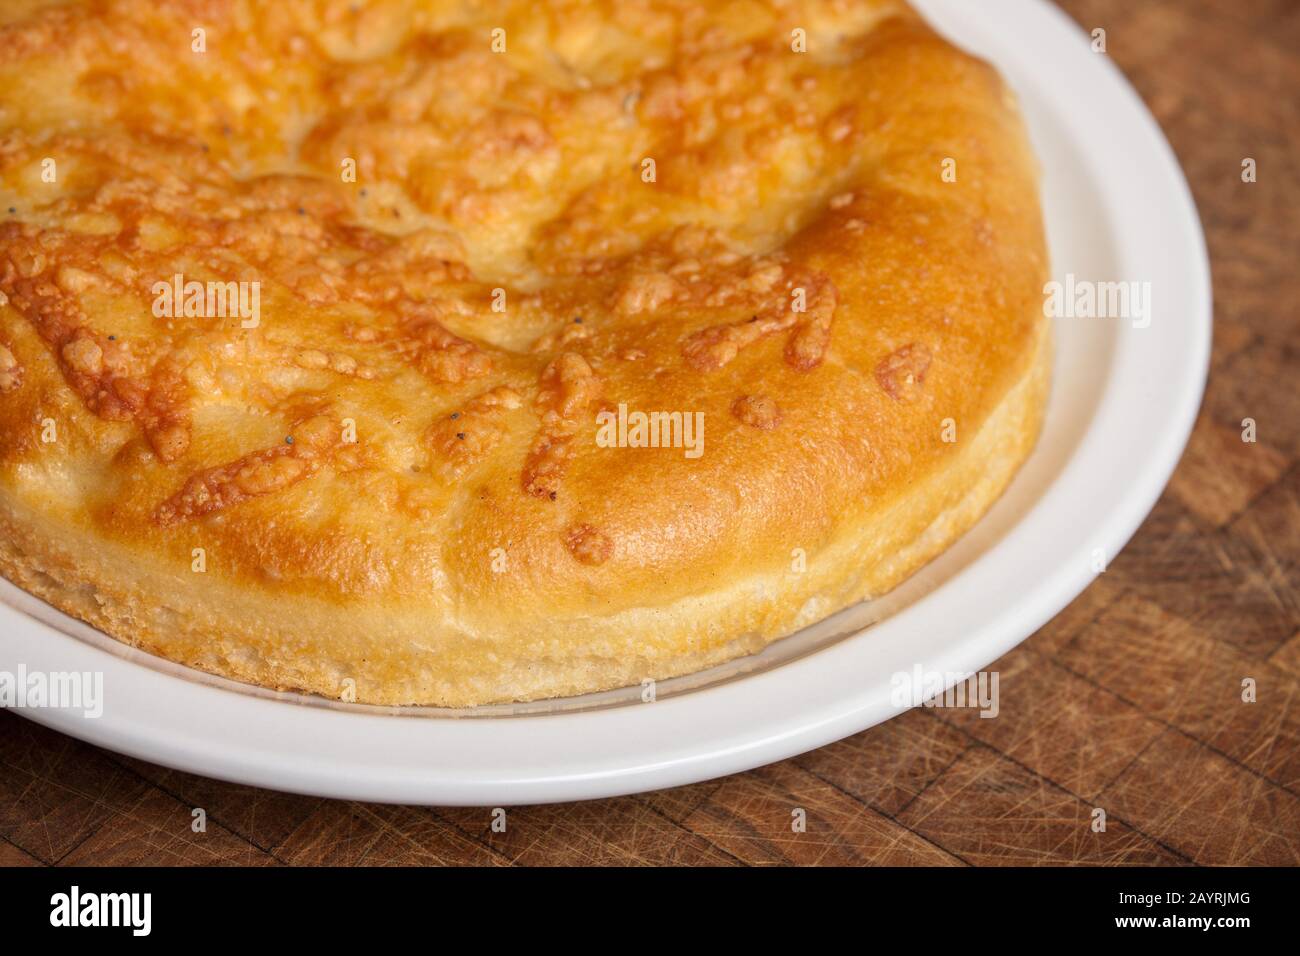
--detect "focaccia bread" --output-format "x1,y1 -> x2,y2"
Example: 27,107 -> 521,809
0,0 -> 1049,706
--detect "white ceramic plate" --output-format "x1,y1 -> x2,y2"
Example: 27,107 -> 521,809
0,0 -> 1210,805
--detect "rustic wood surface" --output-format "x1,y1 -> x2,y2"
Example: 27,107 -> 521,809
2,0 -> 1297,866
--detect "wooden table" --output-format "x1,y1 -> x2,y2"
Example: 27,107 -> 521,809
2,0 -> 1297,866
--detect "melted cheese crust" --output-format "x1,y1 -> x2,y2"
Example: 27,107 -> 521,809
0,0 -> 1049,705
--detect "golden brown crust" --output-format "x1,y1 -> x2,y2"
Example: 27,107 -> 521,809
0,0 -> 1050,706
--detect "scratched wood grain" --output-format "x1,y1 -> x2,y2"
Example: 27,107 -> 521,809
1,0 -> 1297,866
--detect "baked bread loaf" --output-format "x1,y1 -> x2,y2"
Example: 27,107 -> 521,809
0,0 -> 1049,706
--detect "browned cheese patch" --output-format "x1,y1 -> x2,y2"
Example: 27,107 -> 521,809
876,342 -> 933,402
